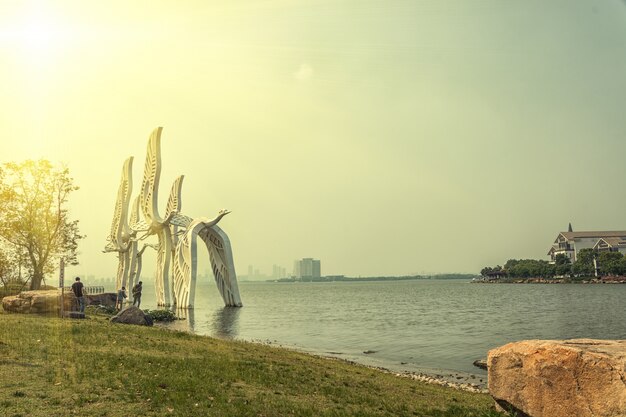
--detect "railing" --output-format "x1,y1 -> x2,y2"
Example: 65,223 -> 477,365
63,286 -> 105,295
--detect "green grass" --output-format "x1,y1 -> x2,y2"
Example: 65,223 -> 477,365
0,312 -> 504,417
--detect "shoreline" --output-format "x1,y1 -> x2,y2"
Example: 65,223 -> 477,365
0,312 -> 498,416
472,277 -> 626,284
154,319 -> 490,394
241,337 -> 489,393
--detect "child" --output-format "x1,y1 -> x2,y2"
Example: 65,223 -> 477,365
116,286 -> 127,310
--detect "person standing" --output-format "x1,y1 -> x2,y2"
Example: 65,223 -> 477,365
71,277 -> 85,313
116,287 -> 127,310
132,281 -> 143,308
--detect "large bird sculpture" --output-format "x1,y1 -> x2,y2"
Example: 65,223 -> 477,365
172,210 -> 242,307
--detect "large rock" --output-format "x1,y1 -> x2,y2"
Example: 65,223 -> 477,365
84,293 -> 117,308
2,290 -> 62,315
488,339 -> 626,417
2,290 -> 117,314
110,306 -> 153,326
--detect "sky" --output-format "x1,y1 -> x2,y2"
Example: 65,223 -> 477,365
1,0 -> 626,280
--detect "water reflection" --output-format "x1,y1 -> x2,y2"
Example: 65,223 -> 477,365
212,307 -> 240,338
171,307 -> 195,332
147,281 -> 626,376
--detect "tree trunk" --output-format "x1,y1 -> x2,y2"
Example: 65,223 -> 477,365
30,269 -> 44,290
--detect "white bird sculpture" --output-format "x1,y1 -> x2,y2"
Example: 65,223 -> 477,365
103,157 -> 137,292
137,127 -> 184,306
105,127 -> 243,308
172,210 -> 242,308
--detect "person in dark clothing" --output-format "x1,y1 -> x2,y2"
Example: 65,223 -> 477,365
116,287 -> 127,310
71,277 -> 85,313
132,281 -> 143,308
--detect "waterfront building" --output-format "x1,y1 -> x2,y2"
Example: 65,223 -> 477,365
293,258 -> 321,279
548,224 -> 626,263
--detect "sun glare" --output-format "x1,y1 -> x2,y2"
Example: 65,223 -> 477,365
21,17 -> 65,54
0,5 -> 75,65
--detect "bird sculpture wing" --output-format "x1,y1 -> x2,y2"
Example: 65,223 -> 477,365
197,224 -> 242,307
172,226 -> 194,308
140,127 -> 163,226
169,213 -> 194,228
164,175 -> 184,222
129,196 -> 150,238
129,196 -> 141,230
107,157 -> 133,249
165,175 -> 185,249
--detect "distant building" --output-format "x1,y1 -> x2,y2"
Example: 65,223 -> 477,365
293,258 -> 321,279
272,264 -> 287,279
548,224 -> 626,263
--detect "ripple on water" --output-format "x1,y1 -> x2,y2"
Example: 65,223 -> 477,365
148,280 -> 626,376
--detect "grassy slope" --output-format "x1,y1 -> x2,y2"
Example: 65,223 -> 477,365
0,313 -> 503,417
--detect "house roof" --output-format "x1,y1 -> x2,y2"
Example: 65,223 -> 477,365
593,237 -> 626,248
560,231 -> 626,240
550,231 -> 626,254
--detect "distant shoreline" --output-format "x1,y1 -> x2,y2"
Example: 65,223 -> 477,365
267,274 -> 477,283
471,277 -> 626,284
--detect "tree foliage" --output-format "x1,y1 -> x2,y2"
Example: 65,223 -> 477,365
482,249 -> 626,279
480,265 -> 502,276
554,253 -> 571,276
503,259 -> 555,278
0,160 -> 84,290
0,244 -> 17,287
597,251 -> 623,275
571,248 -> 595,276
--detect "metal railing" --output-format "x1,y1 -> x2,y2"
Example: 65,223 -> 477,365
63,286 -> 105,295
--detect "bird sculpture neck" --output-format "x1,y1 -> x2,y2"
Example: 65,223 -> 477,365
205,210 -> 229,228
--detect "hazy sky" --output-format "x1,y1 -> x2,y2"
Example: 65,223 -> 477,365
1,0 -> 626,279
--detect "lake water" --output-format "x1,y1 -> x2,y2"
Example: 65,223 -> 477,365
138,279 -> 626,383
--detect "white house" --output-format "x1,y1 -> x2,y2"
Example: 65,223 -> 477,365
548,225 -> 626,263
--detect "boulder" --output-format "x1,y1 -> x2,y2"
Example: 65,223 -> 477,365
110,306 -> 153,326
2,290 -> 61,315
488,339 -> 626,417
2,290 -> 117,314
473,358 -> 487,370
86,292 -> 117,308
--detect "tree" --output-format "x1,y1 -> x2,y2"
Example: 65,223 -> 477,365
504,259 -> 555,278
504,259 -> 519,271
0,245 -> 16,287
597,251 -> 624,276
554,253 -> 571,276
572,248 -> 595,276
0,160 -> 84,290
480,266 -> 493,277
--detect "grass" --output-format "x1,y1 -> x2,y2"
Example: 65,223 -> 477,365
0,312 -> 505,417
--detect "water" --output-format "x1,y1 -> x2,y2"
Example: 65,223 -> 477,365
139,279 -> 626,380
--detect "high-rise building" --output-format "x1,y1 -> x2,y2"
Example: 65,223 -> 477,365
293,258 -> 321,279
312,259 -> 321,278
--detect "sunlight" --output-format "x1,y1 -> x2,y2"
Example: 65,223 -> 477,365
20,16 -> 66,55
0,5 -> 76,65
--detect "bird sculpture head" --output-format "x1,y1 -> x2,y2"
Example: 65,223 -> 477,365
203,209 -> 231,228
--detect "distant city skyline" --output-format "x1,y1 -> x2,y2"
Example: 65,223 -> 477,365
2,1 -> 626,280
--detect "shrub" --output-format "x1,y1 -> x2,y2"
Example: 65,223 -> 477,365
143,309 -> 177,322
85,304 -> 117,316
